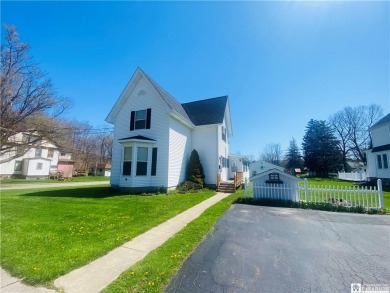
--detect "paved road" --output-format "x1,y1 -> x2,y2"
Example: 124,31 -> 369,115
166,205 -> 390,293
0,181 -> 109,190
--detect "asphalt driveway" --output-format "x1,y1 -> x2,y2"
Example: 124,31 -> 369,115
166,204 -> 390,293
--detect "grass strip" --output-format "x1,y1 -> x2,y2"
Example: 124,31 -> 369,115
102,192 -> 242,293
0,176 -> 110,185
0,186 -> 215,285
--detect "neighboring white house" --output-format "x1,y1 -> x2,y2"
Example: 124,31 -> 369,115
249,160 -> 284,178
228,154 -> 250,182
105,67 -> 233,192
365,113 -> 390,185
0,133 -> 60,179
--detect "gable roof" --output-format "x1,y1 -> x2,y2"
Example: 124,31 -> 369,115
106,68 -> 232,134
140,68 -> 192,123
250,168 -> 301,182
370,113 -> 390,130
182,96 -> 228,126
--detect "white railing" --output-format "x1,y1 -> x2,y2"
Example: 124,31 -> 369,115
244,179 -> 384,209
338,171 -> 368,182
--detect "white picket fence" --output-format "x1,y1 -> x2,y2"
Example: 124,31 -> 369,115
244,179 -> 384,209
338,171 -> 368,182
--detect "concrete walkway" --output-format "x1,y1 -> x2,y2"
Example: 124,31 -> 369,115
45,192 -> 229,292
0,268 -> 55,293
0,181 -> 109,190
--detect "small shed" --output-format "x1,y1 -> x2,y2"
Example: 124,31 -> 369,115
96,163 -> 111,177
251,168 -> 301,202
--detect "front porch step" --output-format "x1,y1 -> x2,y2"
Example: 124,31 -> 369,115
218,183 -> 236,193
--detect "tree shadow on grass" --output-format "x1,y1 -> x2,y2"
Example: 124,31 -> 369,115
20,186 -> 128,199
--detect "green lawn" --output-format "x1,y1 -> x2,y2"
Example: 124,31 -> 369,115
103,191 -> 244,293
0,176 -> 109,185
0,186 -> 215,285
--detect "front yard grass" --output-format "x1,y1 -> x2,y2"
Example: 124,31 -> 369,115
103,191 -> 243,293
0,176 -> 109,185
0,186 -> 215,285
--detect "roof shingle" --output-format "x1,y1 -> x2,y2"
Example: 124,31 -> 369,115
182,96 -> 228,126
140,68 -> 192,123
371,113 -> 390,129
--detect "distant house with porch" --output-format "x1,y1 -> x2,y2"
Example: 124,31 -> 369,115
0,133 -> 59,179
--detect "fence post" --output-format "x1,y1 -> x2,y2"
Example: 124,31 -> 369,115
378,179 -> 383,209
245,178 -> 248,199
304,178 -> 309,203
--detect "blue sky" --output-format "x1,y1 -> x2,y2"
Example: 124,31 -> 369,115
2,1 -> 389,158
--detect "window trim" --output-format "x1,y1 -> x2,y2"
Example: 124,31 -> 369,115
130,108 -> 151,131
122,146 -> 132,176
383,154 -> 388,169
377,155 -> 383,169
36,162 -> 43,171
35,148 -> 42,157
136,147 -> 148,176
266,172 -> 283,184
48,149 -> 54,158
14,160 -> 23,171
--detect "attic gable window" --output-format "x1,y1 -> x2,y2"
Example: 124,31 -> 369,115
130,109 -> 151,131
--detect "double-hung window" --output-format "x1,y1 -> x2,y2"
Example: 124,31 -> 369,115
36,162 -> 43,170
35,148 -> 42,157
130,109 -> 151,130
383,154 -> 388,169
48,149 -> 54,158
135,110 -> 147,129
123,146 -> 132,175
136,147 -> 148,176
14,161 -> 22,171
377,155 -> 383,169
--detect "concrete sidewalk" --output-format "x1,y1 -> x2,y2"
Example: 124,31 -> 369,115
0,269 -> 55,293
0,181 -> 109,190
49,192 -> 230,293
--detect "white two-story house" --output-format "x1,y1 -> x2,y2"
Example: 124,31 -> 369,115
106,68 -> 233,192
365,113 -> 390,185
0,133 -> 60,179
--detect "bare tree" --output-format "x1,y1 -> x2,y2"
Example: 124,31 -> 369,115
96,133 -> 113,164
0,25 -> 71,163
329,104 -> 383,165
329,110 -> 352,171
261,143 -> 282,166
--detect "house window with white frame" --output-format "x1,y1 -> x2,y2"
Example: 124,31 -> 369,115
377,155 -> 383,169
36,162 -> 43,170
35,148 -> 42,157
130,109 -> 151,130
14,160 -> 23,171
383,154 -> 388,169
123,146 -> 132,176
135,110 -> 147,129
48,149 -> 54,158
136,147 -> 148,176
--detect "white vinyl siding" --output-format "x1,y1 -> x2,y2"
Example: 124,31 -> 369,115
110,76 -> 170,188
168,117 -> 192,187
0,144 -> 59,177
192,125 -> 218,185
